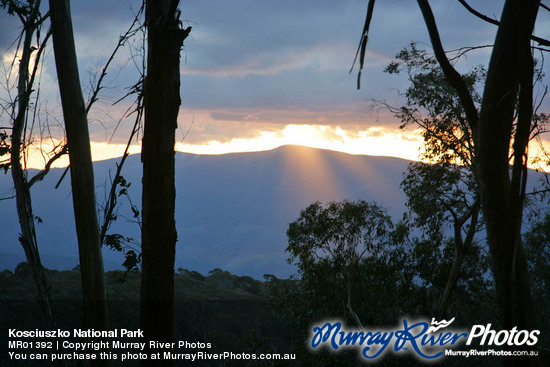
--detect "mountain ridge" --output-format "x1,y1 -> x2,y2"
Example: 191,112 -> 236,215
0,145 -> 411,278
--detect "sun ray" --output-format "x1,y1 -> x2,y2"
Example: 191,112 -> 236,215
279,145 -> 346,204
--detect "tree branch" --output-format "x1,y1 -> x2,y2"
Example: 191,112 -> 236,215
458,0 -> 550,47
99,94 -> 142,245
347,276 -> 364,330
28,143 -> 67,188
351,0 -> 376,89
462,197 -> 480,249
85,3 -> 145,115
416,0 -> 479,128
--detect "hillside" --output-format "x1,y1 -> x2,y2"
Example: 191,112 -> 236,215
0,145 -> 411,278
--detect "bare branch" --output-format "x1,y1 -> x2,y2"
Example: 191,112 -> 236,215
350,0 -> 376,89
27,28 -> 52,96
458,0 -> 550,47
99,94 -> 143,245
0,194 -> 16,201
416,0 -> 479,128
28,143 -> 67,188
446,44 -> 493,61
54,165 -> 69,189
86,3 -> 145,114
37,10 -> 50,25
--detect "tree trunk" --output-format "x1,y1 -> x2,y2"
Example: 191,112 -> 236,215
474,1 -> 539,365
140,1 -> 190,365
439,199 -> 480,318
9,0 -> 56,333
48,1 -> 108,364
415,1 -> 539,364
439,247 -> 463,318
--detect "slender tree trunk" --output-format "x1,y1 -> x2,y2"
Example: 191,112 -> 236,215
474,1 -> 539,365
9,1 -> 56,333
48,2 -> 108,365
439,200 -> 479,317
140,1 -> 190,364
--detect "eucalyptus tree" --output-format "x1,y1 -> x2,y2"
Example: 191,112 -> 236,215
0,0 -> 59,332
140,0 -> 190,364
286,200 -> 412,328
48,0 -> 107,359
2,0 -> 145,348
381,44 -> 488,318
356,1 -> 548,364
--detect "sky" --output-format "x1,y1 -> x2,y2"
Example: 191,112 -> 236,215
1,0 -> 550,168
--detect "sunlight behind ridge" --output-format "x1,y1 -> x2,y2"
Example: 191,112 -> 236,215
23,124 -> 550,174
24,124 -> 425,169
279,145 -> 345,203
176,124 -> 425,160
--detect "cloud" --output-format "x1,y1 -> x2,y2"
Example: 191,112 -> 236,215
4,0 -> 550,164
173,122 -> 425,163
183,44 -> 354,78
173,105 -> 399,145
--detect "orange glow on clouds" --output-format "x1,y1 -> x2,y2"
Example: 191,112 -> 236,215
23,125 -> 550,173
24,124 -> 424,169
24,141 -> 142,170
175,124 -> 425,160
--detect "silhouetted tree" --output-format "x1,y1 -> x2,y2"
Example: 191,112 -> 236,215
140,0 -> 190,365
357,2 -> 547,364
381,44 -> 487,317
48,2 -> 108,365
0,0 -> 59,334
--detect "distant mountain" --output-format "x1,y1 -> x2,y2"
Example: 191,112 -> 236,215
0,145 -> 412,278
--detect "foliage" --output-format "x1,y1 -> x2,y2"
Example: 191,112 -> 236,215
282,201 -> 420,365
0,131 -> 10,172
383,43 -> 484,165
287,200 -> 402,274
275,199 -> 500,365
286,200 -> 412,318
0,0 -> 33,16
401,162 -> 488,294
402,162 -> 476,228
523,190 -> 550,320
385,43 -> 490,318
522,210 -> 550,357
524,213 -> 550,299
100,174 -> 142,272
357,2 -> 549,362
0,265 -> 294,366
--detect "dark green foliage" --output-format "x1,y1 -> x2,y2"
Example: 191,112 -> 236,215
103,234 -> 141,273
524,214 -> 550,299
401,161 -> 489,312
0,130 -> 10,172
0,0 -> 32,17
281,201 -> 420,365
103,234 -> 130,252
101,174 -> 142,272
385,44 -> 491,320
523,205 -> 550,356
0,265 -> 295,366
287,200 -> 403,274
384,42 -> 484,165
402,162 -> 475,228
276,200 -> 503,365
121,250 -> 141,273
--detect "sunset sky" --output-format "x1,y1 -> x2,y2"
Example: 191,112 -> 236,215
1,0 -> 550,168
